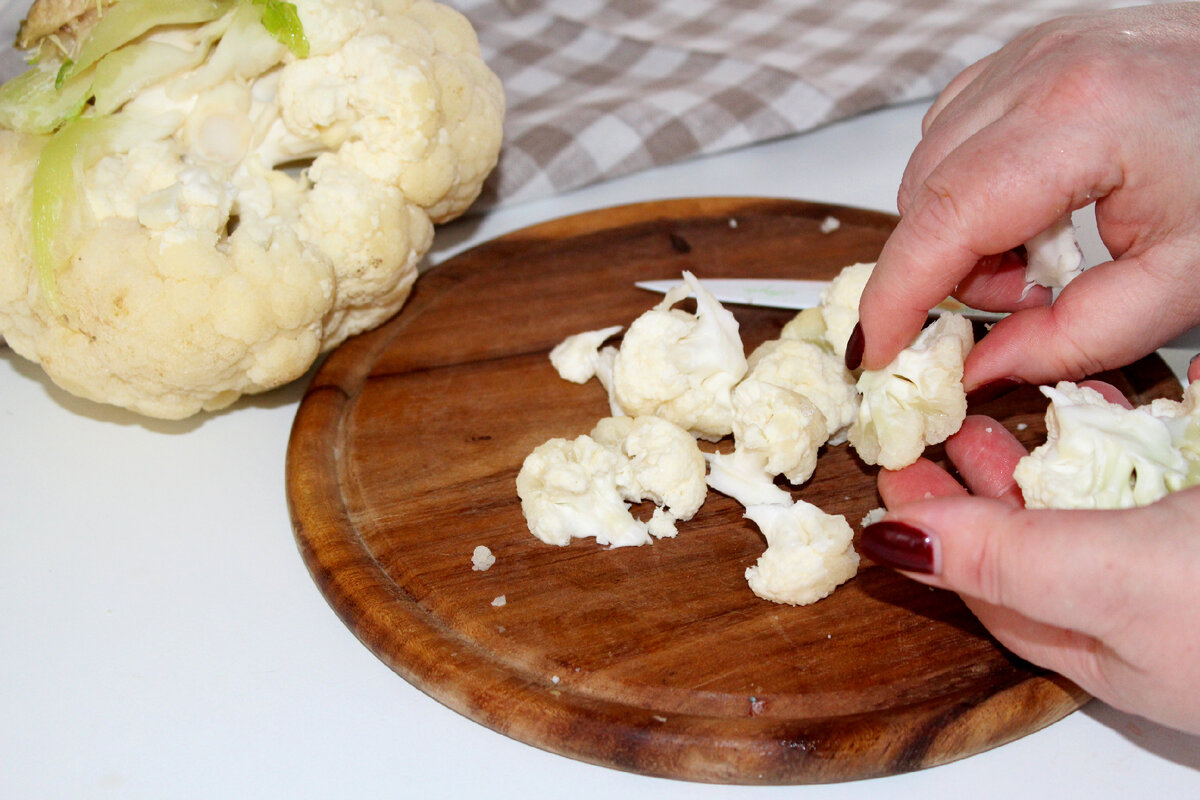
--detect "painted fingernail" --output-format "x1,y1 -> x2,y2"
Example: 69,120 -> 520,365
860,521 -> 938,574
844,322 -> 864,371
966,377 -> 1025,405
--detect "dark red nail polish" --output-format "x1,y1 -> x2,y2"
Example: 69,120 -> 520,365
966,377 -> 1025,405
844,322 -> 864,371
860,521 -> 937,574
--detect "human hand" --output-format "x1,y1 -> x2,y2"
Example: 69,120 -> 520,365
860,370 -> 1200,735
855,4 -> 1200,392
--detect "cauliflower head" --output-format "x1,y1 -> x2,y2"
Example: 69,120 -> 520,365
611,271 -> 748,440
1014,382 -> 1193,509
849,313 -> 974,470
0,0 -> 504,418
517,415 -> 707,547
742,500 -> 860,606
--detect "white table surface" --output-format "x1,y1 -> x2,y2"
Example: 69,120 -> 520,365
4,95 -> 1200,798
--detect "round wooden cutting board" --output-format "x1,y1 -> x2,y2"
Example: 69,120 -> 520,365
285,197 -> 1179,784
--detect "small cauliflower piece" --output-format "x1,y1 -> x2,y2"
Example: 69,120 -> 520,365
746,338 -> 858,445
818,261 -> 874,359
517,415 -> 707,547
611,271 -> 748,440
705,448 -> 792,508
1014,382 -> 1191,509
850,313 -> 974,470
549,325 -> 623,384
743,500 -> 860,606
1024,215 -> 1085,289
471,545 -> 496,571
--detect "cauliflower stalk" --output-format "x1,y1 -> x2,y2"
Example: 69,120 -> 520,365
0,0 -> 504,418
516,415 -> 707,547
1014,381 -> 1200,509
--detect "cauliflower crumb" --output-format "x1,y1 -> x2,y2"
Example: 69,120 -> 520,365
491,595 -> 507,607
471,545 -> 495,571
819,215 -> 840,234
860,506 -> 887,528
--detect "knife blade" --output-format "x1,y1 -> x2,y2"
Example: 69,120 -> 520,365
634,278 -> 1005,321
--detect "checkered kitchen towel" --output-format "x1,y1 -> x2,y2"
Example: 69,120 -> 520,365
452,0 -> 1146,210
0,0 -> 1146,211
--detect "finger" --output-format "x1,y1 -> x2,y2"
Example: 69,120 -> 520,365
961,248 -> 1200,388
950,249 -> 1053,313
1189,354 -> 1200,384
860,109 -> 1122,371
877,457 -> 968,509
943,416 -> 1027,506
921,54 -> 996,136
863,491 -> 1195,640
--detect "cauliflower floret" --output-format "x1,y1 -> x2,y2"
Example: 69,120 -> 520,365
849,313 -> 974,470
611,271 -> 748,441
516,435 -> 653,548
591,415 -> 707,535
778,307 -> 830,351
1014,382 -> 1191,509
1024,215 -> 1085,289
549,325 -> 624,384
746,337 -> 858,445
743,500 -> 860,606
0,0 -> 504,419
703,378 -> 826,508
517,415 -> 707,546
818,261 -> 873,359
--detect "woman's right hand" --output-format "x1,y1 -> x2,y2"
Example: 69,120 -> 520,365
856,3 -> 1200,392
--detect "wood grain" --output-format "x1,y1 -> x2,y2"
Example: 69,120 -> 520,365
285,197 -> 1180,784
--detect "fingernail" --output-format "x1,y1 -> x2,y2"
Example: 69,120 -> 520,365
844,322 -> 864,371
860,520 -> 938,574
966,377 -> 1025,405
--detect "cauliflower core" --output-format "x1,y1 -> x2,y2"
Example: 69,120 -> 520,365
0,0 -> 504,418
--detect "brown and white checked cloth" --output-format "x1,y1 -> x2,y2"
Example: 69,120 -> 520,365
0,0 -> 1149,212
452,0 -> 1147,211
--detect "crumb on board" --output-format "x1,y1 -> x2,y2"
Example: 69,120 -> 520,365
820,216 -> 841,234
492,594 -> 507,607
1017,422 -> 1028,431
729,217 -> 738,228
472,545 -> 496,571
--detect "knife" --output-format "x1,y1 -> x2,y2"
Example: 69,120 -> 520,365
634,278 -> 1005,320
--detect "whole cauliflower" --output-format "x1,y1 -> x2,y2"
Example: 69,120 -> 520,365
849,313 -> 974,470
1015,382 -> 1193,509
611,270 -> 748,440
517,415 -> 707,547
742,500 -> 860,606
0,0 -> 504,418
